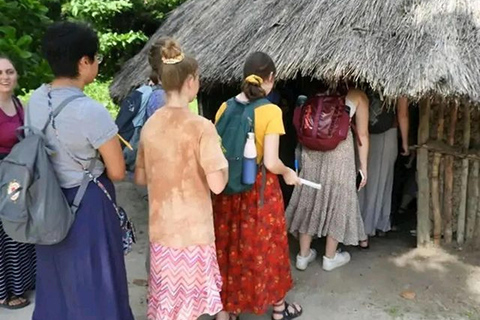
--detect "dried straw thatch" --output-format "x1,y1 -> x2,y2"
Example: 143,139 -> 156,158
110,0 -> 480,103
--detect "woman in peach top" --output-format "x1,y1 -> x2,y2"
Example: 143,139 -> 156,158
135,39 -> 228,320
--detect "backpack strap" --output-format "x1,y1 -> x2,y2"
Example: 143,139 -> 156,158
259,163 -> 267,207
41,94 -> 85,132
71,157 -> 97,214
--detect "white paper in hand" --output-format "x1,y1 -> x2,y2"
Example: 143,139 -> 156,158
300,178 -> 322,190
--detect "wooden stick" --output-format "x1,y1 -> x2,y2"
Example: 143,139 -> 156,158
466,108 -> 480,241
457,103 -> 471,245
444,102 -> 458,244
411,142 -> 480,160
431,102 -> 445,245
417,99 -> 431,247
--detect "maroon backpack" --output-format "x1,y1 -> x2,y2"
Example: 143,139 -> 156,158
293,94 -> 352,151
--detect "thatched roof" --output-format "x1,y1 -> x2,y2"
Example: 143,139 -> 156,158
110,0 -> 480,103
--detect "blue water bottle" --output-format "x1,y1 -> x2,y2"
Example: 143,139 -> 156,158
242,132 -> 257,185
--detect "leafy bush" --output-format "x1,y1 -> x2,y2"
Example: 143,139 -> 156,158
2,0 -> 187,93
61,0 -> 187,79
0,0 -> 53,93
19,80 -> 118,118
84,80 -> 118,118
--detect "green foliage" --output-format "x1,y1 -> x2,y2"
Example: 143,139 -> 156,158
0,0 -> 53,93
19,80 -> 118,118
2,0 -> 188,93
64,0 -> 132,21
60,0 -> 187,79
84,80 -> 118,118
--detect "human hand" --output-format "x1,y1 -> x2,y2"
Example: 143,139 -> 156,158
358,170 -> 368,190
283,168 -> 300,186
401,142 -> 410,156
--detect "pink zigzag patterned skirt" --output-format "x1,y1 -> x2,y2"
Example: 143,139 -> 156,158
148,243 -> 223,320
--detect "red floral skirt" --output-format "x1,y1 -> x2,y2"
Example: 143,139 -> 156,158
213,170 -> 293,315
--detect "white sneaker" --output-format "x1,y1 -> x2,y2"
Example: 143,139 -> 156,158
296,249 -> 317,271
322,251 -> 351,271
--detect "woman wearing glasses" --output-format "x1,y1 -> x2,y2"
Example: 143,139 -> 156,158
27,22 -> 133,320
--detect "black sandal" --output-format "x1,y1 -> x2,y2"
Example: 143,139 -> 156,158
272,301 -> 303,320
0,295 -> 30,310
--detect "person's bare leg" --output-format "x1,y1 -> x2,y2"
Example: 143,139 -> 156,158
216,311 -> 235,320
325,235 -> 339,258
359,236 -> 369,248
299,233 -> 312,257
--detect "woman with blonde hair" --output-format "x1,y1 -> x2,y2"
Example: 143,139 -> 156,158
135,38 -> 228,320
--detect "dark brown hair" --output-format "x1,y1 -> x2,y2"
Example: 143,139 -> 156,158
148,38 -> 198,92
148,38 -> 167,77
242,52 -> 277,101
148,68 -> 159,85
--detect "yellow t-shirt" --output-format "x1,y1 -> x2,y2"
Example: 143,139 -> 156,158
215,99 -> 285,163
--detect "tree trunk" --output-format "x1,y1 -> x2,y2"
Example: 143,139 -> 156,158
457,103 -> 471,245
466,109 -> 479,241
417,99 -> 431,247
444,102 -> 458,244
431,102 -> 445,245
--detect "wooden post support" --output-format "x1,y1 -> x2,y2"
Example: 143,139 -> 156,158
457,103 -> 471,245
444,102 -> 459,244
466,108 -> 479,241
431,102 -> 445,245
417,99 -> 431,247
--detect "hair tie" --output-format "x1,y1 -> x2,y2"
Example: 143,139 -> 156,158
245,75 -> 263,86
162,53 -> 185,65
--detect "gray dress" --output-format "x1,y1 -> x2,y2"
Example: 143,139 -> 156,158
286,129 -> 367,246
358,128 -> 398,235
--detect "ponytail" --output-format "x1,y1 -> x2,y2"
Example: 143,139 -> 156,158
242,52 -> 276,101
241,74 -> 266,101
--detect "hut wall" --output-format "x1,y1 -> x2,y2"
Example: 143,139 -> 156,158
416,99 -> 480,247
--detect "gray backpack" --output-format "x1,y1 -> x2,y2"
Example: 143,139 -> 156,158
0,95 -> 94,245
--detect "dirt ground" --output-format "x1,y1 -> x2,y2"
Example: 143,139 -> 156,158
4,180 -> 480,320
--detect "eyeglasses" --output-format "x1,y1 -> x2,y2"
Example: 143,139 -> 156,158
95,54 -> 104,64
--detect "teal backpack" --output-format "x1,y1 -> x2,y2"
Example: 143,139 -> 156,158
215,97 -> 270,195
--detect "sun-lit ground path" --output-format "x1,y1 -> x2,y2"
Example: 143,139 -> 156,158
5,180 -> 480,320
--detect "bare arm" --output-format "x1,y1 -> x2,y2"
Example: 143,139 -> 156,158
206,169 -> 228,195
200,122 -> 229,194
98,136 -> 126,181
397,97 -> 410,156
134,168 -> 147,186
264,134 -> 299,185
351,90 -> 369,188
134,137 -> 147,185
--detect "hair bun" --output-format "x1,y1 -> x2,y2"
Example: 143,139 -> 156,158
161,39 -> 182,60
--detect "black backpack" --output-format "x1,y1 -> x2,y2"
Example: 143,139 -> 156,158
115,85 -> 153,171
367,91 -> 395,134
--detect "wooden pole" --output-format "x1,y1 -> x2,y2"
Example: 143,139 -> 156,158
466,108 -> 479,241
431,102 -> 445,245
444,102 -> 458,244
475,116 -> 480,247
417,99 -> 431,247
457,103 -> 471,245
